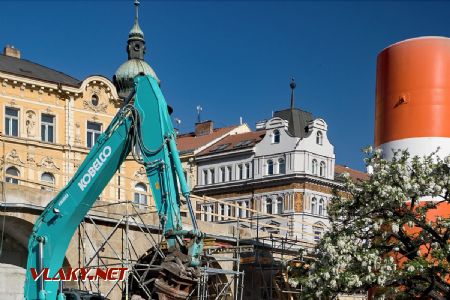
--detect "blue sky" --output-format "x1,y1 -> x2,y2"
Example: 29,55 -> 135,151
1,1 -> 449,170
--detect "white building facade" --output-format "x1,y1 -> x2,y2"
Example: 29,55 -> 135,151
193,103 -> 350,246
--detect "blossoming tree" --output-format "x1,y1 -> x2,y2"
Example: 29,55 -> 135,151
300,149 -> 450,299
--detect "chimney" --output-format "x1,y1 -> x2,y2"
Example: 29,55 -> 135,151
195,120 -> 213,136
3,45 -> 21,59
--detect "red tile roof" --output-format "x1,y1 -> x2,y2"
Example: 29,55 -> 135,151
198,130 -> 266,156
335,165 -> 369,182
177,125 -> 239,154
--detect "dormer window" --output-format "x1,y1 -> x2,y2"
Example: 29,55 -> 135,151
273,129 -> 280,144
316,131 -> 323,145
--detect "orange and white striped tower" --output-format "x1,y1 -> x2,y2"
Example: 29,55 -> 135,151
375,36 -> 450,160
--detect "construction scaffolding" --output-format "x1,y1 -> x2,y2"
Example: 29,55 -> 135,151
72,199 -> 245,300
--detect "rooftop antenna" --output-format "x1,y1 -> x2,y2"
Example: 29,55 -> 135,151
196,105 -> 203,123
290,77 -> 296,109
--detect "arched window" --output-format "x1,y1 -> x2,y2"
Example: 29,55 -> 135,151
41,172 -> 55,191
278,158 -> 285,174
266,198 -> 273,214
316,131 -> 323,145
318,198 -> 324,216
273,129 -> 280,144
267,159 -> 274,175
320,161 -> 326,177
311,197 -> 317,215
312,159 -> 318,175
276,196 -> 283,214
5,167 -> 20,184
134,182 -> 148,207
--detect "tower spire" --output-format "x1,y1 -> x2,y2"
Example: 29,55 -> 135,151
290,77 -> 296,109
134,0 -> 140,25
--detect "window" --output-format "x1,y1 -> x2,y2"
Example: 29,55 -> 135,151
226,166 -> 232,181
276,196 -> 283,214
316,131 -> 323,145
320,161 -> 326,177
318,198 -> 324,216
5,167 -> 19,184
5,107 -> 19,137
202,205 -> 213,222
245,163 -> 251,179
41,114 -> 55,143
220,167 -> 226,182
313,224 -> 324,242
219,204 -> 224,220
237,164 -> 243,180
41,172 -> 55,191
266,198 -> 273,214
267,159 -> 274,175
240,201 -> 248,218
202,170 -> 208,185
87,121 -> 102,148
273,129 -> 280,144
311,197 -> 317,215
224,204 -> 229,219
134,183 -> 148,207
278,158 -> 285,174
210,169 -> 215,184
312,159 -> 318,175
91,94 -> 99,106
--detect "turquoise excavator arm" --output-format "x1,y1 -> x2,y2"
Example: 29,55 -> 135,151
24,75 -> 203,300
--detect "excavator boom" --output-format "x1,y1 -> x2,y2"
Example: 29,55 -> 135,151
24,75 -> 203,300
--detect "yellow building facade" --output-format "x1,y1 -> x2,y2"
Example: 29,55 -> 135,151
0,46 -> 151,207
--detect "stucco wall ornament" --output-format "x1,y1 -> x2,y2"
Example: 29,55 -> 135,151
25,110 -> 37,137
6,149 -> 24,165
27,153 -> 37,166
38,157 -> 60,170
134,166 -> 146,180
83,92 -> 108,113
74,122 -> 81,144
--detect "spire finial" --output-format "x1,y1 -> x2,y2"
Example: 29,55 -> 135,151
134,0 -> 140,24
290,77 -> 296,109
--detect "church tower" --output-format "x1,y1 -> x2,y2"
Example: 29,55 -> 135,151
113,0 -> 159,99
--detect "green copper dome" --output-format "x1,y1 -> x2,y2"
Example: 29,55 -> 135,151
114,59 -> 159,98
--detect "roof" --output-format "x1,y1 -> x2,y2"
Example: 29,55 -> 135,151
335,165 -> 369,182
0,54 -> 80,86
198,130 -> 266,156
177,125 -> 240,155
274,108 -> 313,138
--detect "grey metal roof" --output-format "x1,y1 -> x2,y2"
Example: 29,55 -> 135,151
0,54 -> 80,87
274,108 -> 313,138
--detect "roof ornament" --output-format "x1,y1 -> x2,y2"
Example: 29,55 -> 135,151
290,77 -> 296,110
128,0 -> 144,42
134,0 -> 140,25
